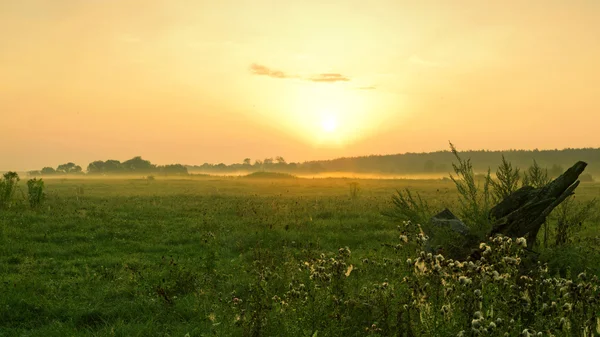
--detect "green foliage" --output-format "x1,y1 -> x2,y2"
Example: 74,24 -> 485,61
0,171 -> 20,209
490,155 -> 520,203
348,181 -> 360,199
553,196 -> 598,246
522,160 -> 550,188
449,143 -> 492,232
384,188 -> 432,225
56,162 -> 83,174
41,167 -> 56,175
0,176 -> 599,335
26,178 -> 45,208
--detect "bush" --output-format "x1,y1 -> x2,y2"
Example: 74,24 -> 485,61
490,155 -> 520,203
0,172 -> 20,209
348,181 -> 360,199
26,178 -> 45,208
449,143 -> 492,233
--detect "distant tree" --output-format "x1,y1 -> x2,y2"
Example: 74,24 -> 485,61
122,156 -> 154,173
275,156 -> 287,165
87,160 -> 105,174
56,162 -> 83,174
264,158 -> 274,166
161,164 -> 188,175
28,170 -> 41,177
41,167 -> 56,175
308,162 -> 325,173
243,158 -> 252,166
104,160 -> 122,172
423,160 -> 435,173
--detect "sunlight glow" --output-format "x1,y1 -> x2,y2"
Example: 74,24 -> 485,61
321,114 -> 338,133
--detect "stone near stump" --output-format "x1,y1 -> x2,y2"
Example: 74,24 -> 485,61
430,208 -> 470,236
426,208 -> 480,259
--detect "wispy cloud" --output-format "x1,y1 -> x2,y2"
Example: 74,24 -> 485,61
408,55 -> 440,67
309,73 -> 350,83
249,63 -> 294,79
249,64 -> 350,83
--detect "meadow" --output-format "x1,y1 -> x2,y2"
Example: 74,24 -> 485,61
1,175 -> 600,336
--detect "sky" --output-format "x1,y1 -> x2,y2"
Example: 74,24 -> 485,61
1,0 -> 600,171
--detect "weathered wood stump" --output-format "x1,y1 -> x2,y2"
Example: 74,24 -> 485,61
425,161 -> 588,260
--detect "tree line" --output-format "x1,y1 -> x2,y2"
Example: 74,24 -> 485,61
187,148 -> 600,179
28,156 -> 188,176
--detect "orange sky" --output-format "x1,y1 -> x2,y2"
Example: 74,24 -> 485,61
1,0 -> 600,170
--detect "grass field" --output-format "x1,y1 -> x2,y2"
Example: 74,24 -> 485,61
1,176 -> 599,336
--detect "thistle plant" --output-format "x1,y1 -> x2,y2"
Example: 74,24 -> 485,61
0,171 -> 20,209
26,178 -> 45,208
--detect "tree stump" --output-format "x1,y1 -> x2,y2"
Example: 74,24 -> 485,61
424,161 -> 588,260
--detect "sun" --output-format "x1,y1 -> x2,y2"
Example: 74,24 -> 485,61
321,115 -> 338,133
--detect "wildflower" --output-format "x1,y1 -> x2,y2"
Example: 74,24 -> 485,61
559,317 -> 567,328
399,235 -> 408,242
473,311 -> 483,319
516,237 -> 527,248
563,303 -> 572,312
472,319 -> 481,329
406,258 -> 413,266
521,329 -> 532,337
474,289 -> 482,297
459,276 -> 472,286
488,322 -> 496,330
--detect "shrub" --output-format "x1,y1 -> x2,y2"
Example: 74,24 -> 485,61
0,171 -> 20,209
490,155 -> 520,203
522,160 -> 550,188
449,143 -> 492,233
348,181 -> 360,199
384,188 -> 432,225
26,178 -> 45,208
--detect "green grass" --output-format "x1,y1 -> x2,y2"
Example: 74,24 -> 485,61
1,176 -> 599,336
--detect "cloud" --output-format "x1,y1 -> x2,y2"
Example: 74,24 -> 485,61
309,73 -> 350,83
357,86 -> 376,90
249,63 -> 293,79
250,64 -> 350,83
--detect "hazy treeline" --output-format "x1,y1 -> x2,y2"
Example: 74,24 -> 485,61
28,156 -> 188,176
188,148 -> 600,178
